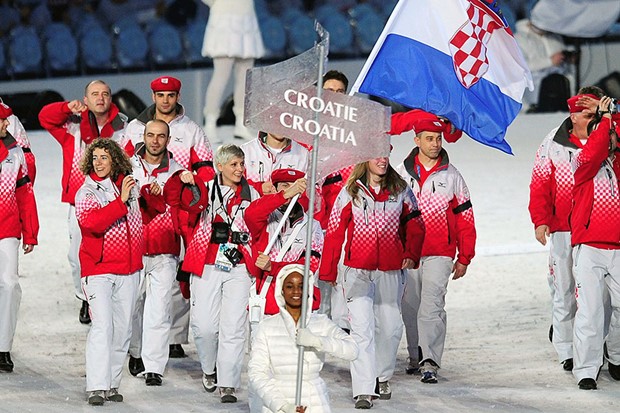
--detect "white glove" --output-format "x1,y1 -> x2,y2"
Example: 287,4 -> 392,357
278,403 -> 298,413
296,328 -> 322,350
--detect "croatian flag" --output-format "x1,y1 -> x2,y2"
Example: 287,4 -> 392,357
350,0 -> 533,154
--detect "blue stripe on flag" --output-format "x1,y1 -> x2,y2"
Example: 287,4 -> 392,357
358,34 -> 521,154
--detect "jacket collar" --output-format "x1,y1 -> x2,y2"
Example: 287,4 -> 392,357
136,104 -> 184,124
134,142 -> 172,176
552,117 -> 580,149
403,147 -> 449,181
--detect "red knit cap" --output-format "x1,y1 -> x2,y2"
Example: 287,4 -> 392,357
151,76 -> 182,93
567,94 -> 598,113
0,101 -> 13,119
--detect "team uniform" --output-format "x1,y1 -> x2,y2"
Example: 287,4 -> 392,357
245,190 -> 324,316
0,133 -> 38,360
529,117 -> 583,364
125,102 -> 215,351
167,174 -> 260,394
319,180 -> 424,399
395,147 -> 476,374
7,113 -> 36,183
570,117 -> 620,385
128,144 -> 186,377
241,134 -> 309,194
75,171 -> 143,393
38,102 -> 127,301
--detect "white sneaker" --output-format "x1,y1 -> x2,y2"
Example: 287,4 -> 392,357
354,394 -> 373,409
202,372 -> 217,393
377,380 -> 391,399
420,361 -> 438,384
105,388 -> 123,402
88,390 -> 105,405
219,387 -> 237,403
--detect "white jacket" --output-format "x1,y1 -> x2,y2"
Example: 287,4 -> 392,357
248,264 -> 358,413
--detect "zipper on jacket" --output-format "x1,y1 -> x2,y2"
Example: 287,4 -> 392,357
606,165 -> 616,198
363,198 -> 369,225
259,161 -> 264,182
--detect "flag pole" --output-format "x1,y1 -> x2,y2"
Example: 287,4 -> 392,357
295,21 -> 327,407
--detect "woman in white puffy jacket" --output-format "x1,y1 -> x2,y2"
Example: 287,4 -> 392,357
248,264 -> 358,413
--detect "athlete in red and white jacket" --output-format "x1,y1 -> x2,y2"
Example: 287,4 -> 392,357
0,104 -> 38,373
528,92 -> 601,371
127,120 -> 190,383
241,132 -> 309,195
74,138 -> 143,404
394,112 -> 475,384
164,144 -> 260,400
569,97 -> 620,390
124,76 -> 214,183
1,97 -> 36,183
245,169 -> 323,315
319,158 -> 424,405
38,80 -> 128,321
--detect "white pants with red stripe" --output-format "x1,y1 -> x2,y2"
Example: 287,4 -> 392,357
344,267 -> 405,398
402,256 -> 453,367
82,272 -> 139,392
129,254 -> 178,374
572,245 -> 620,382
190,265 -> 251,389
0,238 -> 21,352
68,205 -> 85,301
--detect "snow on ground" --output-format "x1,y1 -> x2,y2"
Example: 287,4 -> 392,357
3,112 -> 620,412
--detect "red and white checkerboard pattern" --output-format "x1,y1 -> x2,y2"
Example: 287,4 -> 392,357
449,2 -> 504,88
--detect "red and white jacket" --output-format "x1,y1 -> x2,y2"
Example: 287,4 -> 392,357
319,180 -> 425,282
131,144 -> 185,256
75,173 -> 144,276
8,114 -> 36,183
177,176 -> 261,276
245,192 -> 324,314
529,118 -> 582,233
38,102 -> 128,204
0,136 -> 38,244
241,133 -> 310,194
570,118 -> 620,248
125,104 -> 215,182
395,148 -> 476,265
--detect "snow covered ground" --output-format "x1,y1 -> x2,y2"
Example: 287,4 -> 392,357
3,111 -> 620,412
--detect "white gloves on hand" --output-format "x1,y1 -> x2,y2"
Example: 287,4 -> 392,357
279,403 -> 298,413
296,328 -> 322,350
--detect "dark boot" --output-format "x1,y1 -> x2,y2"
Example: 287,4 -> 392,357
128,356 -> 145,376
79,300 -> 91,325
169,344 -> 186,358
0,352 -> 14,373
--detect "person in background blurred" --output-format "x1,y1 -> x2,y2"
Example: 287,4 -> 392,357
201,0 -> 265,142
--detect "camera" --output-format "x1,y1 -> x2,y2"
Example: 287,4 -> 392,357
611,98 -> 619,114
231,231 -> 250,244
211,221 -> 231,244
223,247 -> 243,267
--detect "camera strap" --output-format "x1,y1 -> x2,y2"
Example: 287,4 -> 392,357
210,178 -> 243,230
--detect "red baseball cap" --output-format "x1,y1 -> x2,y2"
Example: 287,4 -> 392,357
0,101 -> 13,119
271,168 -> 305,185
567,94 -> 598,113
151,76 -> 182,93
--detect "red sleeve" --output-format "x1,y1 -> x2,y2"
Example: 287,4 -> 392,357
24,151 -> 36,184
139,186 -> 167,221
15,165 -> 39,245
319,192 -> 352,282
247,178 -> 266,195
450,196 -> 476,266
573,119 -> 612,187
189,146 -> 215,182
76,195 -> 129,235
528,140 -> 554,228
390,109 -> 426,135
401,190 -> 425,268
38,102 -> 73,145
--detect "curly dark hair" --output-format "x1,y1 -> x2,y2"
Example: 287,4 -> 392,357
80,138 -> 133,181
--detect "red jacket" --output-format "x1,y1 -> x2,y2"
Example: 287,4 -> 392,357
38,102 -> 127,204
75,173 -> 144,276
0,136 -> 38,244
528,118 -> 582,233
570,118 -> 620,248
319,180 -> 425,282
174,176 -> 261,276
395,148 -> 476,265
245,191 -> 323,314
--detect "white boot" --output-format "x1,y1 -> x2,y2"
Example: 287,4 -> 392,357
204,113 -> 219,144
233,118 -> 254,140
